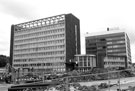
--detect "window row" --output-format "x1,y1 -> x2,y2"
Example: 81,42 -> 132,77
86,36 -> 125,43
14,45 -> 65,53
104,62 -> 125,65
14,40 -> 65,49
106,57 -> 125,60
107,49 -> 126,52
78,68 -> 92,72
77,56 -> 95,61
106,36 -> 125,41
107,41 -> 125,44
86,39 -> 96,43
14,34 -> 65,44
108,53 -> 126,56
14,28 -> 65,39
14,57 -> 65,62
78,60 -> 96,67
13,62 -> 65,67
107,45 -> 125,48
14,51 -> 65,58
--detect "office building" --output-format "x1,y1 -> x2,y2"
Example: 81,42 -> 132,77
85,29 -> 131,68
104,55 -> 126,68
74,54 -> 96,72
10,13 -> 80,73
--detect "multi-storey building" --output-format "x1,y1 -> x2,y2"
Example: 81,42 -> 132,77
74,54 -> 96,72
10,13 -> 80,73
85,29 -> 131,68
104,55 -> 126,68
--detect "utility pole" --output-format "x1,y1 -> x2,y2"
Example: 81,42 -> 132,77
107,62 -> 110,91
65,77 -> 69,91
118,71 -> 121,90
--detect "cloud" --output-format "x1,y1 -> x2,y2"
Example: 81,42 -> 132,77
0,0 -> 37,20
127,31 -> 135,44
0,42 -> 9,55
122,28 -> 135,44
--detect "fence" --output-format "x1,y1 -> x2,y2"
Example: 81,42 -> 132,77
7,69 -> 134,91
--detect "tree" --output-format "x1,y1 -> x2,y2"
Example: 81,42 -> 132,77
70,70 -> 79,76
0,55 -> 9,67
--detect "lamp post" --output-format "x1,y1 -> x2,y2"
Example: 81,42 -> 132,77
75,61 -> 78,70
107,57 -> 110,91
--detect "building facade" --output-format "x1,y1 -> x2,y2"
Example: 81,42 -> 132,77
85,30 -> 131,68
104,56 -> 126,68
10,13 -> 80,73
74,54 -> 96,72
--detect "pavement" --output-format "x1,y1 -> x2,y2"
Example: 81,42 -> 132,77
79,76 -> 135,86
103,82 -> 135,91
0,83 -> 13,91
79,76 -> 135,91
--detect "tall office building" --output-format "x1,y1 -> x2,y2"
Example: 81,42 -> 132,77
85,29 -> 131,68
10,13 -> 80,73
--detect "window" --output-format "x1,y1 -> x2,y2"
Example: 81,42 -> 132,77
107,42 -> 112,44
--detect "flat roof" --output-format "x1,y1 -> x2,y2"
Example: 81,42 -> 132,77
85,30 -> 126,37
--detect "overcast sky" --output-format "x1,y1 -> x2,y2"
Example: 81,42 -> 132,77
0,0 -> 135,62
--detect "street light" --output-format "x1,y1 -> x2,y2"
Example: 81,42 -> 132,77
75,61 -> 78,70
118,70 -> 121,90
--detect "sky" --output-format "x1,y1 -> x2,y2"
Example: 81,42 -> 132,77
0,0 -> 135,62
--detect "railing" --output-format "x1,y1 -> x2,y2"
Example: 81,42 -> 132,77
7,69 -> 134,91
11,69 -> 132,84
